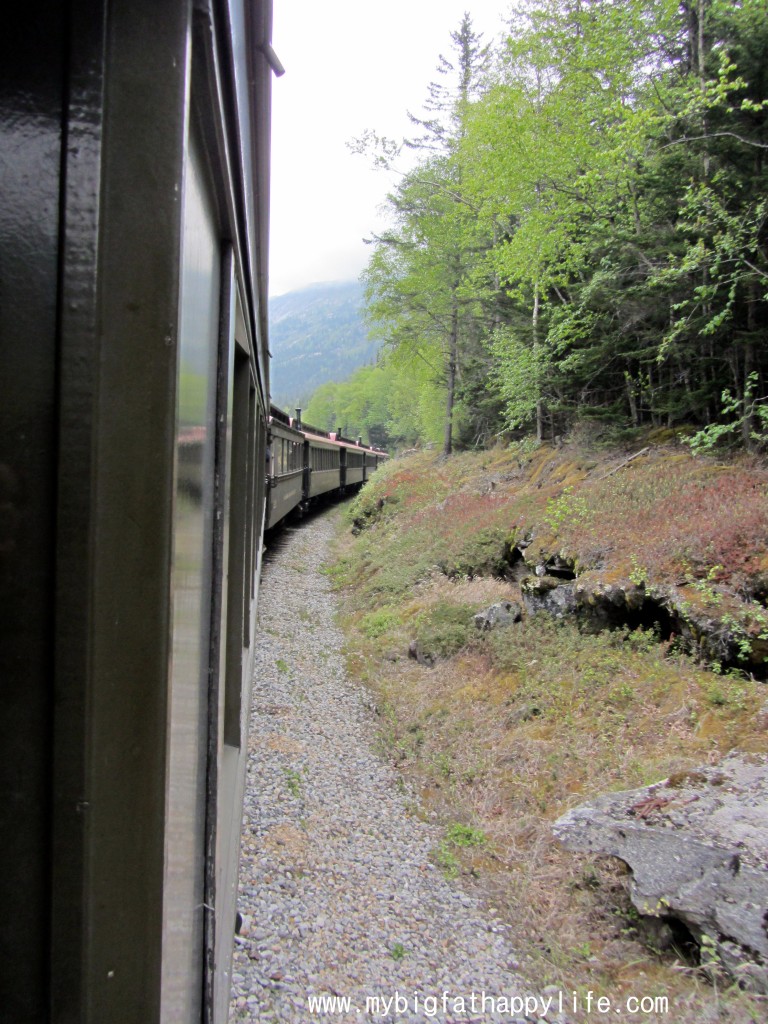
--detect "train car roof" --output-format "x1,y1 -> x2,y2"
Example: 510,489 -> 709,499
303,430 -> 387,457
268,416 -> 304,440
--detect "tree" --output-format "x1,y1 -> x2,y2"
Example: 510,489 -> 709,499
360,14 -> 496,454
355,0 -> 768,450
461,0 -> 690,436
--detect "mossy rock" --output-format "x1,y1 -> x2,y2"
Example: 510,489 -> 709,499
521,574 -> 563,595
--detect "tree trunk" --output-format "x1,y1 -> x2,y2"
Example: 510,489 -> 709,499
625,370 -> 639,427
648,363 -> 661,428
742,327 -> 755,449
443,299 -> 458,456
533,283 -> 544,442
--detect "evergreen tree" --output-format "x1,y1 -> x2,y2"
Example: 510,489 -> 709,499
361,14 -> 497,454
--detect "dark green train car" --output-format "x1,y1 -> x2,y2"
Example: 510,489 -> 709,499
0,1 -> 279,1021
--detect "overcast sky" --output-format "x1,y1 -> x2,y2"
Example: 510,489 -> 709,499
268,0 -> 510,297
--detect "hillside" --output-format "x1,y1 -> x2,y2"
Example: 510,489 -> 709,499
328,437 -> 768,1022
268,281 -> 379,412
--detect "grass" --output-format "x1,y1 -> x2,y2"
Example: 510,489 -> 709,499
283,767 -> 304,798
330,435 -> 768,1024
433,821 -> 489,879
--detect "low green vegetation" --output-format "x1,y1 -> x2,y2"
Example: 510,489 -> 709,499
331,440 -> 767,1023
413,602 -> 479,661
282,767 -> 304,799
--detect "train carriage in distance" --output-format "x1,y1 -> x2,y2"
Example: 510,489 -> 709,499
265,405 -> 388,530
0,1 -> 281,1022
342,438 -> 367,489
305,427 -> 344,499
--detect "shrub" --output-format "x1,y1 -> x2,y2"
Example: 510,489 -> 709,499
414,602 -> 477,660
360,607 -> 402,639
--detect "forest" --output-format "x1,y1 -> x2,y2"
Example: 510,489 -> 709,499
305,0 -> 768,455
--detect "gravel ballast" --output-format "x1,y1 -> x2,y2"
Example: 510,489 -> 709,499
230,510 -> 564,1024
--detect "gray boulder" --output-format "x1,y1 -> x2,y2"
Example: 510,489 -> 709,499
407,639 -> 434,666
473,601 -> 523,632
553,753 -> 768,992
521,576 -> 577,618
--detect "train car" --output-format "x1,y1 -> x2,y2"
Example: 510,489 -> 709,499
303,426 -> 344,499
263,406 -> 388,533
0,2 -> 279,1022
266,405 -> 305,528
364,447 -> 386,481
338,437 -> 367,489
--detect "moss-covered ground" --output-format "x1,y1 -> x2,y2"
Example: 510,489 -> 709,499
327,436 -> 768,1023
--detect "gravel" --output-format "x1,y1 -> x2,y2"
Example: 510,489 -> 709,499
230,510 -> 567,1024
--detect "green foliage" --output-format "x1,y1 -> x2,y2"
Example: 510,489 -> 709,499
356,15 -> 502,454
629,555 -> 650,588
434,821 -> 487,878
282,767 -> 303,799
434,843 -> 460,878
350,0 -> 768,450
414,602 -> 477,660
686,373 -> 768,453
542,486 -> 592,534
360,608 -> 402,639
488,326 -> 549,431
445,822 -> 487,847
305,355 -> 445,449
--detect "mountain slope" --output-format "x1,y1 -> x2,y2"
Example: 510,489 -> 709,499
268,281 -> 379,412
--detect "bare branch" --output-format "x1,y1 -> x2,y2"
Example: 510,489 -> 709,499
741,257 -> 768,282
660,131 -> 768,151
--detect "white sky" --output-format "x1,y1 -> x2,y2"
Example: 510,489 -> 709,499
268,0 -> 510,297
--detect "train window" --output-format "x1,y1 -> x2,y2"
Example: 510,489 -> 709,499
224,344 -> 250,747
165,121 -> 222,1021
243,378 -> 256,644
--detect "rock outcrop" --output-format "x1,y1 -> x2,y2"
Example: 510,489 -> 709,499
553,753 -> 768,992
521,576 -> 577,618
516,560 -> 766,671
474,601 -> 523,631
